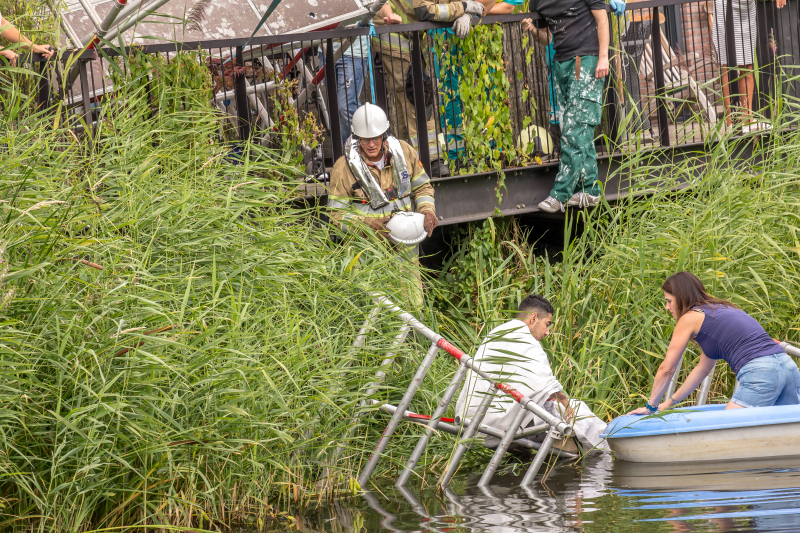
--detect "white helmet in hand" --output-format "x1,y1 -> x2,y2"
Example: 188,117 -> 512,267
386,211 -> 427,246
352,103 -> 390,139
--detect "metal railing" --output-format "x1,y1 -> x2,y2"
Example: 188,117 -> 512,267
17,0 -> 800,182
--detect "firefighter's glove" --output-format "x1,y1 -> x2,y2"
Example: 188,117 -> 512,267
423,211 -> 438,237
462,1 -> 485,15
365,217 -> 392,241
609,0 -> 626,16
453,14 -> 474,39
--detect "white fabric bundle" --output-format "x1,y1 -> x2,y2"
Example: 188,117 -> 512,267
454,319 -> 609,451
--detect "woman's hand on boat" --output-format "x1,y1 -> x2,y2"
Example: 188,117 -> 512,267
658,398 -> 676,411
629,398 -> 675,414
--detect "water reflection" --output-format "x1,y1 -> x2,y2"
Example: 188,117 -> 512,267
276,455 -> 800,532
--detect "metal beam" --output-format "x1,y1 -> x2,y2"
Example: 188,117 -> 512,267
313,138 -> 762,226
427,141 -> 757,225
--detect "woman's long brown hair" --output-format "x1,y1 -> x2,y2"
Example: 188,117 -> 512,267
662,271 -> 736,318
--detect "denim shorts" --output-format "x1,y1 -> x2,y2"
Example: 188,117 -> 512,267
731,353 -> 800,407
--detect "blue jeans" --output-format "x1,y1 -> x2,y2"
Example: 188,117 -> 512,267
318,53 -> 367,148
730,353 -> 800,407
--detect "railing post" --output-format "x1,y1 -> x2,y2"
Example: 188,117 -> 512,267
651,7 -> 670,147
663,354 -> 683,402
234,46 -> 251,141
723,0 -> 740,105
36,55 -> 50,109
477,407 -> 527,487
696,362 -> 716,406
324,39 -> 344,159
78,58 -> 93,137
410,31 -> 431,176
520,426 -> 560,486
373,51 -> 388,111
438,383 -> 499,489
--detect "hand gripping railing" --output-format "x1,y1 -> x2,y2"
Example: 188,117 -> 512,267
356,294 -> 573,490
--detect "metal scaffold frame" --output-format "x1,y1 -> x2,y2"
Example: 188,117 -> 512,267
354,294 -> 575,490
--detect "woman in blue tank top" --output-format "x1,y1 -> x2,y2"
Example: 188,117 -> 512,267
629,272 -> 800,415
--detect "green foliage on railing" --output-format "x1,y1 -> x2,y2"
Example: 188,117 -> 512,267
109,48 -> 214,116
272,79 -> 323,169
434,26 -> 519,176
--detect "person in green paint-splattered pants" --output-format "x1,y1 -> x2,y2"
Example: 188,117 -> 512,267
523,0 -> 625,212
548,55 -> 604,208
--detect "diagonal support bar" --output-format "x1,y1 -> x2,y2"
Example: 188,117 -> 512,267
396,361 -> 469,487
477,407 -> 527,487
520,427 -> 560,486
438,383 -> 499,488
357,340 -> 440,487
91,0 -> 129,45
77,0 -> 103,30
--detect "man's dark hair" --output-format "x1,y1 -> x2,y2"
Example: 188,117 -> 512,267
516,294 -> 554,320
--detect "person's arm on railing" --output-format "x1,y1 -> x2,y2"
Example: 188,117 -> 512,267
413,0 -> 474,23
521,18 -> 551,47
0,15 -> 54,67
591,9 -> 609,78
378,2 -> 404,24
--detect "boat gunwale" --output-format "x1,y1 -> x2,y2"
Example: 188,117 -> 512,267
601,404 -> 800,439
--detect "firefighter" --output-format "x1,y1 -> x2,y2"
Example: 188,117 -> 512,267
373,0 -> 493,177
328,103 -> 438,245
327,103 -> 437,306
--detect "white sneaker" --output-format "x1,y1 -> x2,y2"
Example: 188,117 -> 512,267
567,192 -> 601,208
538,196 -> 565,213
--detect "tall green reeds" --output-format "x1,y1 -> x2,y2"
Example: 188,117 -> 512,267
435,127 -> 800,421
0,50 -> 426,530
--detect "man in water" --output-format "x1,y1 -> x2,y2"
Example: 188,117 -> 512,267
455,294 -> 609,452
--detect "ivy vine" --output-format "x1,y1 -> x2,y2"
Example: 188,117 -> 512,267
434,23 -> 538,207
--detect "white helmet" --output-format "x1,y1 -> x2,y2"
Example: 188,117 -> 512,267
386,211 -> 427,246
352,103 -> 390,139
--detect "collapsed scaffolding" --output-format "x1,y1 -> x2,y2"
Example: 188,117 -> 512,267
352,294 -> 576,490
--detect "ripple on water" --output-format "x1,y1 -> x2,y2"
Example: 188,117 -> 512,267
278,455 -> 800,532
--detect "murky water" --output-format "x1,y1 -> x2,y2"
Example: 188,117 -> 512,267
279,455 -> 800,532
